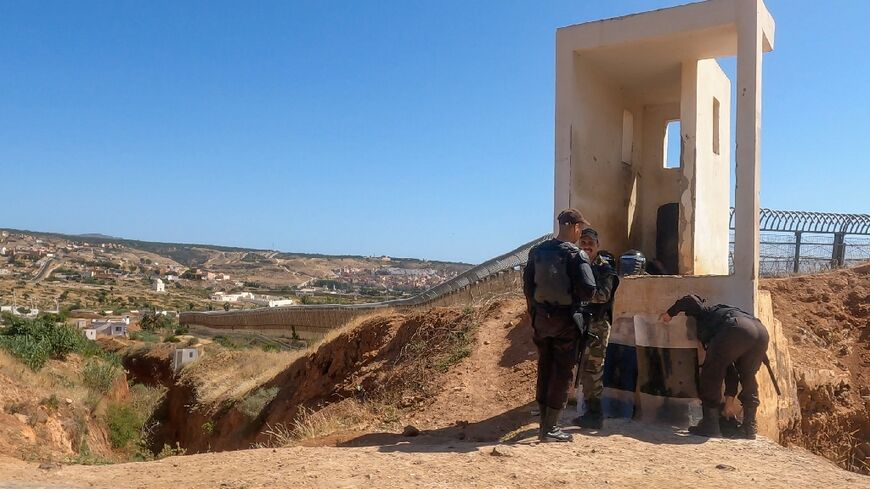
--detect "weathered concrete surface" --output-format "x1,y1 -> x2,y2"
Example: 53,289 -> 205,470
613,275 -> 800,440
555,0 -> 774,314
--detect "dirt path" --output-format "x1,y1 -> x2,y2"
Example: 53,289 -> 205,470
2,420 -> 867,488
402,299 -> 538,440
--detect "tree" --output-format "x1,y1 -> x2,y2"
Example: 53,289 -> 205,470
223,302 -> 230,311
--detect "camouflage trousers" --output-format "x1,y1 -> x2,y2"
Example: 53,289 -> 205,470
579,318 -> 611,403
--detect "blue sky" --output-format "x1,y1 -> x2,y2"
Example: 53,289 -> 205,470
1,1 -> 867,263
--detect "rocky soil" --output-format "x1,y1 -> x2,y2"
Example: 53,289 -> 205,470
762,262 -> 870,473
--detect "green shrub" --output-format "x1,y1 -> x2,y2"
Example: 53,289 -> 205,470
130,331 -> 158,343
106,403 -> 141,449
82,359 -> 120,394
0,315 -> 98,370
238,387 -> 279,419
213,335 -> 239,349
40,394 -> 60,410
163,335 -> 179,343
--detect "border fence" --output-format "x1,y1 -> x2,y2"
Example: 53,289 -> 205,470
182,207 -> 870,331
729,208 -> 870,276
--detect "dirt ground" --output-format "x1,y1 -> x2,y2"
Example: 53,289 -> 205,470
1,420 -> 868,489
761,262 -> 870,471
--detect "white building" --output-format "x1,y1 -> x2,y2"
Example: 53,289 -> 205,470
172,347 -> 200,372
85,318 -> 129,338
154,278 -> 165,293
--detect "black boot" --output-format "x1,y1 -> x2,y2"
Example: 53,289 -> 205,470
740,406 -> 758,440
573,398 -> 603,429
539,407 -> 573,443
688,407 -> 722,438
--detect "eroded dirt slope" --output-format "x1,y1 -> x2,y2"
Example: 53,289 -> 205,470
762,262 -> 870,473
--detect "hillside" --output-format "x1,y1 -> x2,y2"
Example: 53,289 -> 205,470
0,296 -> 866,488
0,265 -> 868,486
0,228 -> 472,314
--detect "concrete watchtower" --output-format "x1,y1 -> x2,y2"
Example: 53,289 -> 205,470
554,0 -> 797,437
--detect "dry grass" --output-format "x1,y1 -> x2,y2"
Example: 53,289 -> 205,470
254,401 -> 370,448
181,348 -> 304,407
0,350 -> 91,407
180,309 -> 398,408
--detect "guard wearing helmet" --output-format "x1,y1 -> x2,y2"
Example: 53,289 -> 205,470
573,228 -> 618,429
523,208 -> 596,442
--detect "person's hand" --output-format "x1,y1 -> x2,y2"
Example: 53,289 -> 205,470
659,312 -> 672,323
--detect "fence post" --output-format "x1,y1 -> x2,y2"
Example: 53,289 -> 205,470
832,232 -> 846,268
793,231 -> 802,274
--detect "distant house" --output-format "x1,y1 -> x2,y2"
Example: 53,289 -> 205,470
209,291 -> 254,302
85,317 -> 129,339
172,347 -> 200,372
154,278 -> 165,293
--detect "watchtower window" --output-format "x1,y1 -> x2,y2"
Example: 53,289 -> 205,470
664,119 -> 681,168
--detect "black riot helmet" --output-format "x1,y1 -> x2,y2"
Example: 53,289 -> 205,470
618,250 -> 647,277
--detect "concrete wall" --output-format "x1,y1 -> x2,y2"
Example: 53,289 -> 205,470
180,270 -> 523,341
613,275 -> 799,440
679,59 -> 731,276
638,103 -> 681,258
556,53 -> 633,253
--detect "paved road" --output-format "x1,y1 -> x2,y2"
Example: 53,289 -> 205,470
29,258 -> 56,283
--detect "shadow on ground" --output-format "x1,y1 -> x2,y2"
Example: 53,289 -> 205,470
339,403 -> 708,453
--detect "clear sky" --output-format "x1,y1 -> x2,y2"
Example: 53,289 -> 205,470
1,1 -> 867,263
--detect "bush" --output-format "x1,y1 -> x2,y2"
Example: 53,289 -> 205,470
82,359 -> 120,394
40,394 -> 60,410
130,331 -> 159,343
238,387 -> 279,419
0,315 -> 98,370
106,403 -> 141,449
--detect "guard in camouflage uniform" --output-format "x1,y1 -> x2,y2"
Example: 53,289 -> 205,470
573,228 -> 617,429
523,208 -> 596,443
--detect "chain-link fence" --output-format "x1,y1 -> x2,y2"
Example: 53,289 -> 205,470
729,231 -> 870,277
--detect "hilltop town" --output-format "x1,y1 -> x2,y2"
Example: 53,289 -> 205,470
0,229 -> 471,317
